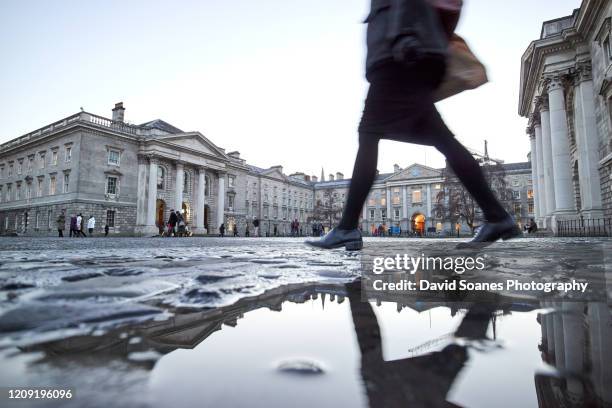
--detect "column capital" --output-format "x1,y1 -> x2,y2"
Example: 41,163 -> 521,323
542,71 -> 572,93
537,94 -> 550,112
146,154 -> 159,165
197,166 -> 207,174
175,160 -> 185,169
572,61 -> 592,83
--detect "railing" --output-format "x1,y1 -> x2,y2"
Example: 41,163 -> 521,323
1,112 -> 143,152
556,218 -> 612,237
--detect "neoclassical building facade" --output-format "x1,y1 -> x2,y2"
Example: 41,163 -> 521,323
519,0 -> 612,231
0,103 -> 533,236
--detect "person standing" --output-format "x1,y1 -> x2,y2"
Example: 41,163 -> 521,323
69,214 -> 77,238
76,213 -> 87,237
167,209 -> 178,237
219,223 -> 225,237
87,215 -> 96,235
176,210 -> 186,237
56,210 -> 66,237
245,225 -> 250,237
104,224 -> 110,237
253,218 -> 260,237
307,0 -> 519,250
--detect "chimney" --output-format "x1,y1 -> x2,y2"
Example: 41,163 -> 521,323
305,175 -> 311,182
112,102 -> 125,122
336,172 -> 343,180
394,164 -> 401,173
329,174 -> 334,181
312,175 -> 318,182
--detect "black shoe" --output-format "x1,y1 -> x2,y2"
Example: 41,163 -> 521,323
305,228 -> 363,251
456,216 -> 521,249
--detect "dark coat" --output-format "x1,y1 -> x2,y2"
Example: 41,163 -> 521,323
365,0 -> 448,75
168,212 -> 178,225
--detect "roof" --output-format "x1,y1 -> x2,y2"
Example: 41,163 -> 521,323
501,161 -> 531,171
140,119 -> 184,134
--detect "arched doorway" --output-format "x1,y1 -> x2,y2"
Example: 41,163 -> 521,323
182,202 -> 191,224
156,199 -> 166,232
411,213 -> 425,236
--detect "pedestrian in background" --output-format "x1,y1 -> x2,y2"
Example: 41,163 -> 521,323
167,209 -> 178,237
69,214 -> 77,237
104,224 -> 110,236
56,210 -> 66,237
219,223 -> 225,237
87,215 -> 95,235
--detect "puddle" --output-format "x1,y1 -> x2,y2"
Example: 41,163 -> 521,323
0,281 -> 609,408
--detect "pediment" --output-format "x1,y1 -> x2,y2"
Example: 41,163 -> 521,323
151,132 -> 228,160
386,164 -> 442,181
260,168 -> 286,181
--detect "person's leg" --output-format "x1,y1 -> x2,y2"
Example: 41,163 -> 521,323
337,134 -> 380,230
433,135 -> 508,222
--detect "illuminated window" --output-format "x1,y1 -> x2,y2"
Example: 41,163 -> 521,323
412,190 -> 422,203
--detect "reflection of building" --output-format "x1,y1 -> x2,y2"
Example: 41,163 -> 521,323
0,103 -> 532,236
536,302 -> 611,407
519,1 -> 612,232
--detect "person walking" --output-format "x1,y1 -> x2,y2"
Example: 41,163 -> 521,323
219,223 -> 225,237
167,209 -> 178,237
104,224 -> 110,236
56,210 -> 66,237
176,210 -> 186,237
87,215 -> 96,235
69,214 -> 77,238
307,0 -> 519,250
76,213 -> 87,237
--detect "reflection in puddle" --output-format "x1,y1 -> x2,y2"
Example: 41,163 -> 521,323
0,282 -> 610,408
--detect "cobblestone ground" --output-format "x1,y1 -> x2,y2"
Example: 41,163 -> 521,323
0,236 -> 610,408
0,236 -> 609,345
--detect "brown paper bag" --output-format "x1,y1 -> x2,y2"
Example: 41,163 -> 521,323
433,34 -> 488,102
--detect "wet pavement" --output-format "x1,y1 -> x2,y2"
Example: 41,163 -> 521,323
0,237 -> 610,407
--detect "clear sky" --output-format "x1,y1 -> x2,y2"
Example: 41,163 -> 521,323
0,0 -> 580,176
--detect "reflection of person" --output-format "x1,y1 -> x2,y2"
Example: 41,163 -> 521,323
307,0 -> 519,251
346,279 -> 497,407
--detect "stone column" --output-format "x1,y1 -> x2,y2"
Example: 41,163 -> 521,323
573,63 -> 604,218
386,188 -> 391,222
402,187 -> 408,228
540,96 -> 556,220
175,161 -> 184,212
146,157 -> 158,231
194,167 -> 206,233
528,127 -> 540,219
534,116 -> 547,220
547,76 -> 574,216
136,154 -> 148,226
562,302 -> 585,396
217,172 -> 226,230
426,184 -> 432,222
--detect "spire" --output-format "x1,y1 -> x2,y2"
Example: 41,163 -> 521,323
320,168 -> 325,182
484,140 -> 489,160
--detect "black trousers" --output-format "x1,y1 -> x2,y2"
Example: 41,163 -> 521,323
338,62 -> 508,230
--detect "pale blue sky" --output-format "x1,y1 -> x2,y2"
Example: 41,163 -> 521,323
0,0 -> 580,176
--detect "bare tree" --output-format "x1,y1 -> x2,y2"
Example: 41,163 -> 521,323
312,188 -> 343,229
434,161 -> 514,234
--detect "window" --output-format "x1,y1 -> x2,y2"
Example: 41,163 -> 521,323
65,146 -> 72,162
528,202 -> 534,214
26,183 -> 31,200
63,174 -> 70,193
35,212 -> 40,229
106,210 -> 116,227
50,176 -> 56,195
17,160 -> 23,175
228,194 -> 234,211
435,184 -> 441,189
392,187 -> 401,205
108,149 -> 120,165
228,175 -> 235,188
527,189 -> 533,199
412,190 -> 422,203
157,166 -> 165,189
8,164 -> 13,177
106,177 -> 118,195
604,35 -> 612,62
512,190 -> 520,200
369,209 -> 375,219
6,184 -> 11,201
52,151 -> 58,166
380,197 -> 387,206
28,156 -> 34,172
0,165 -> 3,179
37,178 -> 43,197
381,208 -> 387,221
39,153 -> 45,169
514,203 -> 521,215
394,208 -> 400,220
16,183 -> 21,200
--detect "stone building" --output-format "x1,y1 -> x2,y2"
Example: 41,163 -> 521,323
519,0 -> 612,232
0,103 -> 533,236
